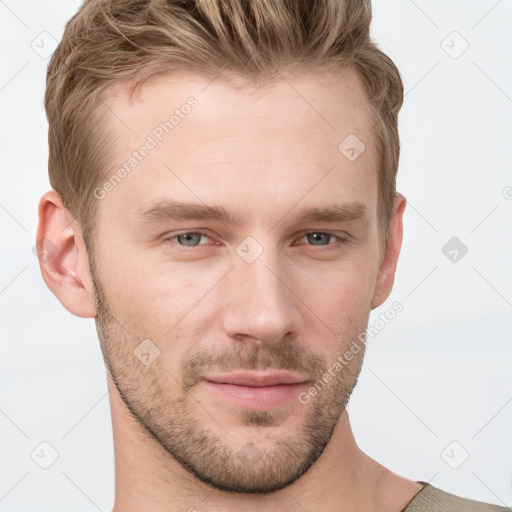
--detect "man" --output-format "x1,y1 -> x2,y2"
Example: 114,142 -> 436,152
36,0 -> 509,510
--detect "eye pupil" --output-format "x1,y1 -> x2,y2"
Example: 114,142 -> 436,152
178,233 -> 202,246
307,233 -> 330,245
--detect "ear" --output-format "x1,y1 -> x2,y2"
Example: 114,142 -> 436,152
371,193 -> 406,309
36,190 -> 97,318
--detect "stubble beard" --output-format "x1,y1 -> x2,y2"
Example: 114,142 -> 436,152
89,255 -> 366,494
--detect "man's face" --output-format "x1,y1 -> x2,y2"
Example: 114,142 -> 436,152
90,68 -> 384,493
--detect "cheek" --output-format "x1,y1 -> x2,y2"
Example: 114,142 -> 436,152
298,258 -> 378,341
315,276 -> 372,325
309,246 -> 379,296
98,246 -> 224,338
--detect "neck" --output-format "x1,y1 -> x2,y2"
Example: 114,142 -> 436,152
108,374 -> 421,512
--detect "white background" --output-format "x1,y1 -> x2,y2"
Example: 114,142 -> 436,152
1,0 -> 511,510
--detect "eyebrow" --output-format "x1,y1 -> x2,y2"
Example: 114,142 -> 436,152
133,200 -> 367,227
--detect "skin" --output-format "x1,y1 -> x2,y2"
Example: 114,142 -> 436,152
37,67 -> 422,511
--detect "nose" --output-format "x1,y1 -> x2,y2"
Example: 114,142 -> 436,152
220,245 -> 302,347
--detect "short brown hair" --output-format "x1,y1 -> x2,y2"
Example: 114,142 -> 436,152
45,0 -> 404,243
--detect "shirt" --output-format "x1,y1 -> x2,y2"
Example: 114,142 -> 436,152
401,481 -> 510,511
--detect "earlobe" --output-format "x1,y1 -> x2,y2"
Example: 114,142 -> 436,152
36,190 -> 97,318
371,193 -> 406,310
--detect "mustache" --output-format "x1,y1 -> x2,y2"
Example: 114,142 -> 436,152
181,340 -> 327,389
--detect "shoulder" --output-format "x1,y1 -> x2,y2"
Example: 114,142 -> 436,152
402,482 -> 511,512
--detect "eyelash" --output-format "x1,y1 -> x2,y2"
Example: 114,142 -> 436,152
162,231 -> 349,249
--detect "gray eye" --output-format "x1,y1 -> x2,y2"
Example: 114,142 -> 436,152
305,233 -> 332,246
176,233 -> 204,247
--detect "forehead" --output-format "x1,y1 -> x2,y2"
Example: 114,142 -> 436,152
97,67 -> 378,224
104,67 -> 374,146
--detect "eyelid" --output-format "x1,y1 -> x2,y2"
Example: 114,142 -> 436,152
295,229 -> 351,241
162,231 -> 215,245
163,230 -> 350,247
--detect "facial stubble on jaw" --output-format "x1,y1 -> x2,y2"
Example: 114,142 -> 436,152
86,248 -> 366,494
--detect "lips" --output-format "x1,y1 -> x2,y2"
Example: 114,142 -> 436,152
202,370 -> 309,387
199,371 -> 310,409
